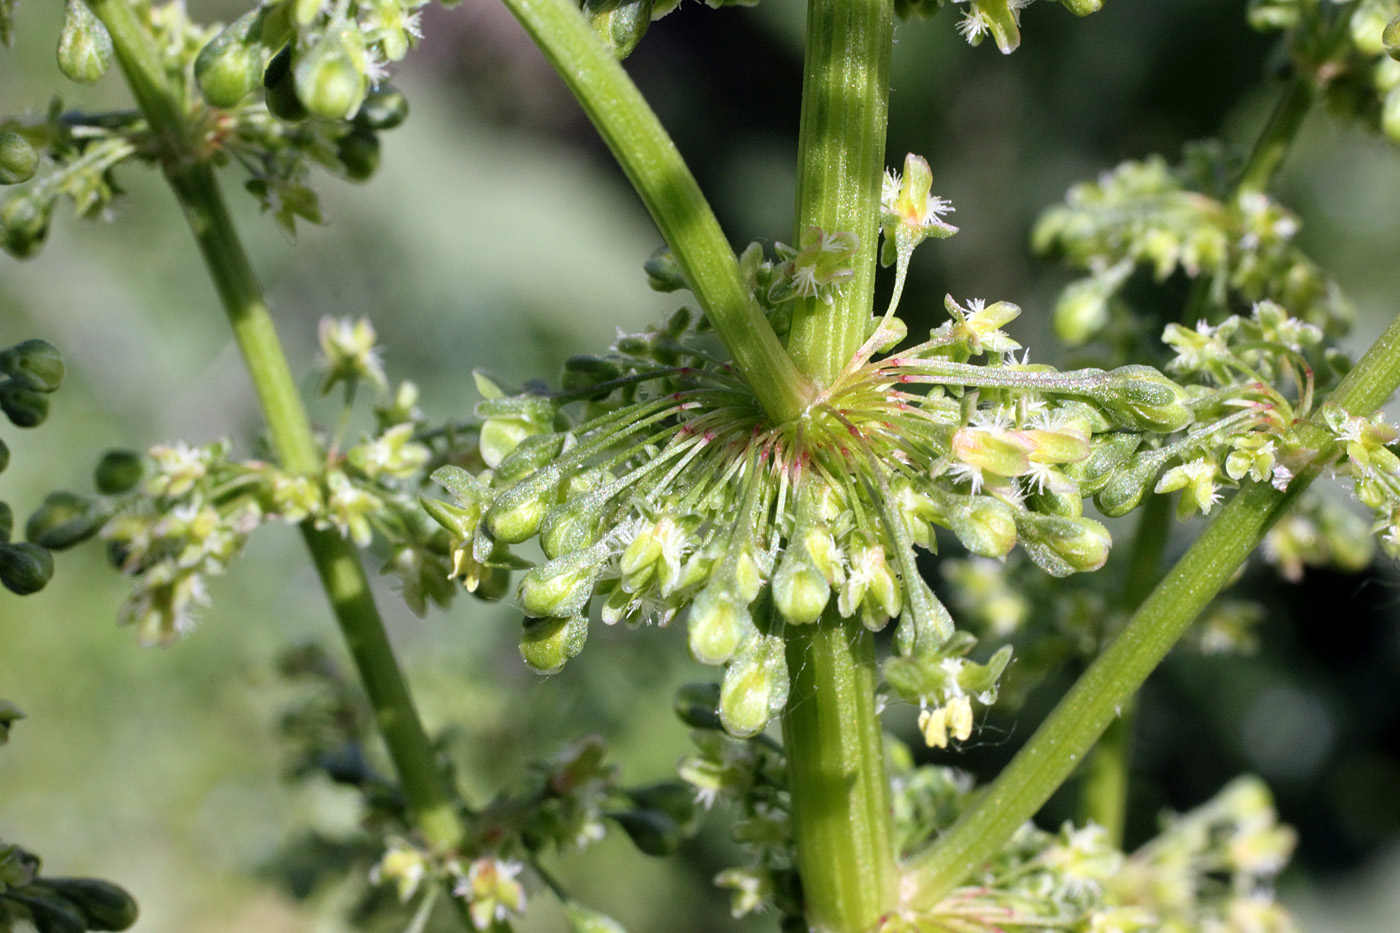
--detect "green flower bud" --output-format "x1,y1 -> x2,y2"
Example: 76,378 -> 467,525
1086,365 -> 1193,432
0,500 -> 11,541
894,576 -> 955,658
626,780 -> 700,835
944,493 -> 1018,559
584,0 -> 655,60
519,613 -> 587,674
1094,446 -> 1171,517
0,540 -> 53,594
0,130 -> 38,185
772,544 -> 830,624
0,380 -> 50,427
25,490 -> 103,549
484,477 -> 556,543
354,85 -> 409,131
263,45 -> 309,123
1073,432 -> 1142,495
1015,512 -> 1111,576
673,681 -> 723,730
10,890 -> 86,933
294,32 -> 368,121
539,492 -> 608,560
719,633 -> 788,738
1058,0 -> 1102,14
194,11 -> 264,108
1386,15 -> 1400,61
2,191 -> 54,259
493,430 -> 566,485
32,878 -> 139,931
335,128 -> 380,181
93,449 -> 144,495
610,807 -> 682,856
688,586 -> 753,665
0,338 -> 64,393
57,0 -> 112,84
518,544 -> 606,618
643,245 -> 686,292
563,901 -> 627,933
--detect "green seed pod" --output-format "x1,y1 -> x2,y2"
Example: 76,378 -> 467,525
688,586 -> 751,666
492,431 -> 565,486
194,10 -> 264,108
93,449 -> 144,495
0,380 -> 50,427
0,131 -> 38,185
0,540 -> 53,595
0,338 -> 64,392
539,490 -> 607,559
944,494 -> 1018,559
1386,15 -> 1400,61
57,0 -> 113,84
1087,365 -> 1193,432
1094,447 -> 1170,517
563,901 -> 627,933
25,490 -> 104,550
719,633 -> 788,738
1015,512 -> 1111,577
32,878 -> 139,931
10,891 -> 86,933
772,545 -> 829,624
583,0 -> 655,60
1072,432 -> 1142,495
1,191 -> 54,259
643,245 -> 686,292
294,32 -> 368,121
263,45 -> 309,123
335,128 -> 380,181
519,613 -> 587,674
484,478 -> 555,544
609,808 -> 682,856
673,681 -> 723,730
517,544 -> 605,618
353,85 -> 409,131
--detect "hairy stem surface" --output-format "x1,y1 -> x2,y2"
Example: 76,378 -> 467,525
499,0 -> 811,423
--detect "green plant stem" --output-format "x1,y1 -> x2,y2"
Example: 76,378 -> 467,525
1076,494 -> 1172,845
786,0 -> 893,385
87,0 -> 466,859
1235,74 -> 1315,198
498,0 -> 811,424
771,3 -> 897,931
782,614 -> 894,933
901,309 -> 1400,910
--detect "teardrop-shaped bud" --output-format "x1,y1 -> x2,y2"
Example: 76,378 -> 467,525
354,84 -> 409,130
0,540 -> 53,594
195,10 -> 264,108
609,808 -> 682,856
519,613 -> 587,674
294,31 -> 368,121
772,545 -> 830,624
1,191 -> 53,259
335,128 -> 379,181
518,544 -> 605,619
25,490 -> 104,549
93,449 -> 144,495
540,491 -> 607,559
32,878 -> 139,932
718,634 -> 788,738
484,477 -> 556,543
643,245 -> 686,292
0,380 -> 50,427
262,45 -> 309,123
0,131 -> 38,186
673,681 -> 723,730
1087,365 -> 1193,432
1016,512 -> 1111,576
0,339 -> 63,392
688,586 -> 751,666
584,0 -> 655,60
57,0 -> 112,84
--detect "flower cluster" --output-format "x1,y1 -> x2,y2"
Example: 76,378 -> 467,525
886,761 -> 1297,933
1318,405 -> 1400,558
1250,0 -> 1400,144
1034,146 -> 1353,345
894,1 -> 1106,55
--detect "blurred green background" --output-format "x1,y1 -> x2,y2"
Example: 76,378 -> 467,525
3,0 -> 1400,930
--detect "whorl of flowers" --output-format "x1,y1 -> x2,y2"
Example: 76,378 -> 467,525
421,154 -> 1355,741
